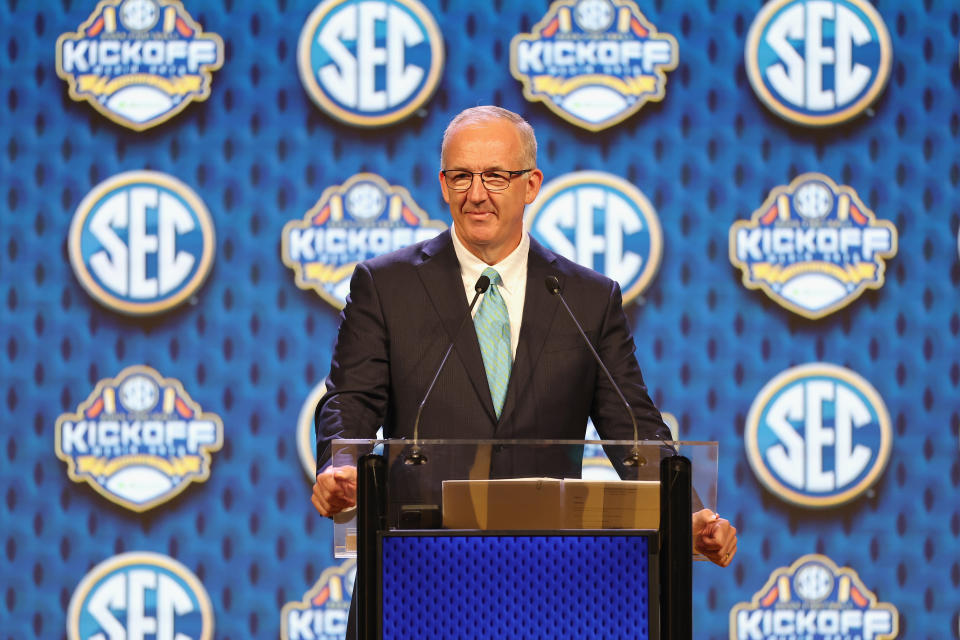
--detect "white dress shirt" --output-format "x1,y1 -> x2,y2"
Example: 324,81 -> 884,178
450,229 -> 528,360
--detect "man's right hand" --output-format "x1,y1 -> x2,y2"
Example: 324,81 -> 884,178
311,465 -> 358,517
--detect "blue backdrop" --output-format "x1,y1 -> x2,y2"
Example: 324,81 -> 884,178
2,0 -> 959,638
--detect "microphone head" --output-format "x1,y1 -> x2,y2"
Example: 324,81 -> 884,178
544,275 -> 561,296
403,447 -> 428,465
475,275 -> 491,293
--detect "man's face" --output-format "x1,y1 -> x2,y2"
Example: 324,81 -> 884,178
439,119 -> 543,264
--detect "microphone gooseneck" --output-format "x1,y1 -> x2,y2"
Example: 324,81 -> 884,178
405,274 -> 491,465
544,275 -> 643,467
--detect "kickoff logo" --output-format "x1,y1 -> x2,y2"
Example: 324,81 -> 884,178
729,173 -> 897,319
56,0 -> 224,131
69,171 -> 216,316
281,560 -> 356,640
730,554 -> 898,640
510,0 -> 678,131
297,0 -> 444,127
745,0 -> 892,127
282,173 -> 446,309
526,171 -> 662,304
745,363 -> 891,508
55,365 -> 224,512
68,551 -> 214,640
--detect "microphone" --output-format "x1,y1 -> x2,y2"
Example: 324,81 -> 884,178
544,275 -> 644,467
405,274 -> 491,465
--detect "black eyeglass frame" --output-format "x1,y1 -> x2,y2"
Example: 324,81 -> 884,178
441,169 -> 533,192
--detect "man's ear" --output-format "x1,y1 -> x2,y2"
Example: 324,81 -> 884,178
524,168 -> 544,205
439,170 -> 451,204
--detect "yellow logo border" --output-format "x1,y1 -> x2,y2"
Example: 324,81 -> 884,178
55,0 -> 224,131
67,551 -> 215,640
54,365 -> 225,513
281,172 -> 446,310
744,362 -> 892,509
744,0 -> 893,127
728,172 -> 898,320
509,0 -> 679,131
297,0 -> 445,128
729,553 -> 899,640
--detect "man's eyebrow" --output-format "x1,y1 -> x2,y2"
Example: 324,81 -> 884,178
445,166 -> 509,172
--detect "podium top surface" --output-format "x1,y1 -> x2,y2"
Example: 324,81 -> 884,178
328,439 -> 719,558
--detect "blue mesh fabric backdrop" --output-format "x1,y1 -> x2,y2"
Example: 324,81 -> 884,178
1,0 -> 959,638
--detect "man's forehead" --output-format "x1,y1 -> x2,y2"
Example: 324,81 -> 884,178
443,121 -> 524,164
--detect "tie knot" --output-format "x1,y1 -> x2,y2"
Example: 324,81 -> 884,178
481,267 -> 502,287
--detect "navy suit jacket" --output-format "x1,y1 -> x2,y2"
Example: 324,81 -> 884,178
316,230 -> 670,479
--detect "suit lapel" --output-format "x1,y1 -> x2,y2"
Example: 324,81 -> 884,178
416,232 -> 498,424
497,238 -> 562,428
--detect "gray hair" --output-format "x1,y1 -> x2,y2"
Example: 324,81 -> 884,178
440,106 -> 538,169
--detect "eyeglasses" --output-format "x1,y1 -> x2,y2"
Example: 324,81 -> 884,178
441,169 -> 532,192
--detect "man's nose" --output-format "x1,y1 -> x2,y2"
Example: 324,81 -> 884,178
466,174 -> 489,202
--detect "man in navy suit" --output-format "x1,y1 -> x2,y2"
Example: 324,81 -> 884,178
311,106 -> 737,568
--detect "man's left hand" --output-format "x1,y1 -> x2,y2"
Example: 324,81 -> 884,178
692,508 -> 737,567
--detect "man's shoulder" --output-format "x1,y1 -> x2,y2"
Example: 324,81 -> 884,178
530,238 -> 617,291
362,229 -> 451,273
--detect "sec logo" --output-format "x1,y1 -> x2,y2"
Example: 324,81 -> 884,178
68,171 -> 215,315
745,0 -> 892,126
67,552 -> 214,640
300,381 -> 384,482
525,171 -> 662,304
297,381 -> 327,482
745,363 -> 892,508
297,0 -> 444,127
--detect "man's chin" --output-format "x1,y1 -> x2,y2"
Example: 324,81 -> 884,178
454,216 -> 501,243
458,216 -> 497,235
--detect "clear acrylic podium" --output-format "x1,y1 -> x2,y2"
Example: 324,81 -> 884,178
328,439 -> 718,640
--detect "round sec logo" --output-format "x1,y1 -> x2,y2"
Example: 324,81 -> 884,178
745,363 -> 892,507
68,171 -> 215,315
297,0 -> 444,127
526,171 -> 662,304
745,0 -> 892,127
67,551 -> 214,640
298,381 -> 327,481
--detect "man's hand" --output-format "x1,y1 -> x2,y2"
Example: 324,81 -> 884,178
311,465 -> 358,517
692,508 -> 737,567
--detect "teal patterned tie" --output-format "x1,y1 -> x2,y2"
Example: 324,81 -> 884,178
474,267 -> 512,418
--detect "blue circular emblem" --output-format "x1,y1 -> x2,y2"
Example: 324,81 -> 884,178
745,0 -> 892,126
298,381 -> 327,481
68,171 -> 216,315
745,363 -> 892,507
67,552 -> 214,640
297,0 -> 445,127
525,171 -> 662,304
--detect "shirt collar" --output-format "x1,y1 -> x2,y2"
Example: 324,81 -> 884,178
451,229 -> 529,295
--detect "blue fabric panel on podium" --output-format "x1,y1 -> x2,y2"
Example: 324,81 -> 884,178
380,533 -> 652,639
